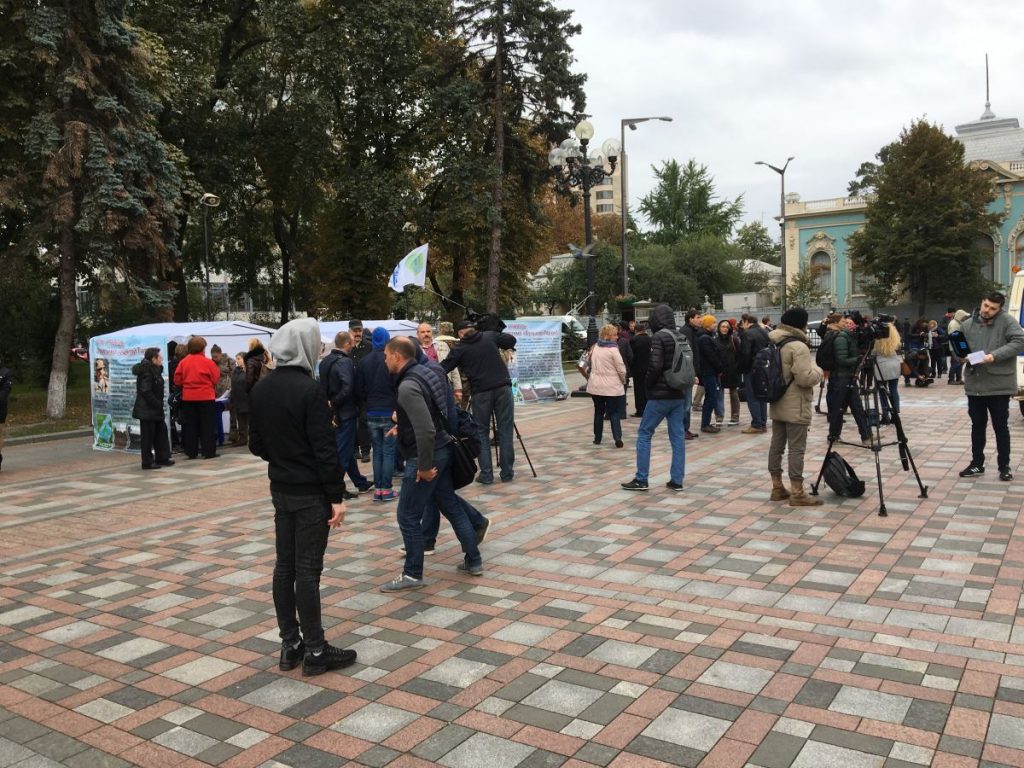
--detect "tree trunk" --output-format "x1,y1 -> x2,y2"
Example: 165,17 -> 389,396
273,208 -> 295,325
172,211 -> 190,321
485,9 -> 504,314
46,225 -> 78,420
917,271 -> 927,318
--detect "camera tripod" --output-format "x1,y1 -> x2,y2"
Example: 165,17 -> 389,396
466,391 -> 538,479
810,341 -> 928,516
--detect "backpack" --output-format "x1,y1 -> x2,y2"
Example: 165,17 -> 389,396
815,330 -> 838,371
659,329 -> 695,390
749,337 -> 796,403
823,452 -> 866,497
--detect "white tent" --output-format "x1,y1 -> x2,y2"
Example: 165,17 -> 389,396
318,319 -> 419,346
88,321 -> 275,452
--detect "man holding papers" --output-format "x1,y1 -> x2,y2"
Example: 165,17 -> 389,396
956,291 -> 1024,481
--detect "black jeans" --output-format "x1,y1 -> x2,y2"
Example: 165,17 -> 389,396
139,419 -> 171,467
633,375 -> 647,416
181,400 -> 217,458
592,395 -> 623,443
827,377 -> 869,441
272,491 -> 331,650
968,395 -> 1011,470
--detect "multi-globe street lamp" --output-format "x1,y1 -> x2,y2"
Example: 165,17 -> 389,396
620,116 -> 672,295
754,157 -> 793,310
549,120 -> 620,346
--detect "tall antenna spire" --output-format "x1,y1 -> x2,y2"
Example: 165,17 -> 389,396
981,53 -> 995,120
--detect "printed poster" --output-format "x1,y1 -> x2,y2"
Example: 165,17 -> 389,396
89,333 -> 166,452
502,319 -> 569,404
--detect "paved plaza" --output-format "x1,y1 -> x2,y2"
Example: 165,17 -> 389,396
1,381 -> 1024,768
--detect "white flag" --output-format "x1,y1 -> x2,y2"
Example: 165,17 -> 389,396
388,243 -> 428,293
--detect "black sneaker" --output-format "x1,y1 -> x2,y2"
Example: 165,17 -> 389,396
302,643 -> 357,676
457,561 -> 483,576
999,468 -> 1013,481
621,479 -> 649,491
475,518 -> 490,545
341,489 -> 358,501
665,480 -> 683,492
279,639 -> 305,671
958,464 -> 984,478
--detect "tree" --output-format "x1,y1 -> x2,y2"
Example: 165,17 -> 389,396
733,221 -> 779,265
630,235 -> 745,308
4,1 -> 182,418
786,265 -> 825,309
456,0 -> 586,313
638,159 -> 743,245
847,119 -> 1003,316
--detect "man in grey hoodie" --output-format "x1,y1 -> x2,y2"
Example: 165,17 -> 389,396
956,291 -> 1024,481
249,318 -> 357,676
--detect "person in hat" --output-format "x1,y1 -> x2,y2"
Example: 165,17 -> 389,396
767,308 -> 824,506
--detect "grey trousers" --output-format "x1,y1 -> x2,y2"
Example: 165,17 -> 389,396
768,420 -> 810,482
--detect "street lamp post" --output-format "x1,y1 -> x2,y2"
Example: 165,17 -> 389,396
199,192 -> 221,320
549,120 -> 619,346
754,157 -> 793,310
620,116 -> 672,295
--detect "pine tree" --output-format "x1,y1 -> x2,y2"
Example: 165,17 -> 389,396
638,160 -> 744,245
3,0 -> 182,418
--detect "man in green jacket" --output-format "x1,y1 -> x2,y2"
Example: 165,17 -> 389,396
826,317 -> 871,444
956,291 -> 1024,481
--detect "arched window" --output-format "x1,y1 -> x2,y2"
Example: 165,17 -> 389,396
1015,230 -> 1024,268
976,234 -> 995,281
810,251 -> 831,293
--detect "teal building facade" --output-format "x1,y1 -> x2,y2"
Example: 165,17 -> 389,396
782,102 -> 1024,309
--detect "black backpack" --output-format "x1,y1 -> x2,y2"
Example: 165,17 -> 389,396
815,330 -> 838,371
749,337 -> 796,403
823,452 -> 866,497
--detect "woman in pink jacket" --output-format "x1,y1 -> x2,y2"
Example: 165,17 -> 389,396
587,324 -> 628,447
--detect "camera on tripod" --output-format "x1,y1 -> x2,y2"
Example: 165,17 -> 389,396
849,311 -> 893,347
464,309 -> 506,333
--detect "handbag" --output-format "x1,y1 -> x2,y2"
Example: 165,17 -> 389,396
450,437 -> 478,490
900,361 -> 912,377
577,347 -> 593,379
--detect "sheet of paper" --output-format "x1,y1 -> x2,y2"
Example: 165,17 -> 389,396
966,350 -> 987,365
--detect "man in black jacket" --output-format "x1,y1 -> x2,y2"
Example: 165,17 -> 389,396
441,320 -> 517,484
349,320 -> 373,462
319,332 -> 370,495
250,318 -> 357,676
679,310 -> 703,440
629,325 -> 652,417
738,316 -> 771,433
132,348 -> 174,471
621,304 -> 688,492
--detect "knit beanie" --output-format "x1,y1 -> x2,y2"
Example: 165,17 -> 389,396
780,308 -> 809,330
701,314 -> 717,331
371,327 -> 390,350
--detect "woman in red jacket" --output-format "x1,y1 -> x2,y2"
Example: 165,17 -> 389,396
173,336 -> 221,459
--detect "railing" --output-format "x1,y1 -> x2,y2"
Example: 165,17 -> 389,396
790,196 -> 871,214
1009,161 -> 1024,173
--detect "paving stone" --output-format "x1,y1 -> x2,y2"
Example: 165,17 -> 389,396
439,732 -> 535,768
987,713 -> 1024,750
239,677 -> 323,713
332,702 -> 419,742
641,707 -> 730,751
791,740 -> 885,768
830,687 -> 914,725
152,726 -> 220,757
421,657 -> 495,688
271,743 -> 348,768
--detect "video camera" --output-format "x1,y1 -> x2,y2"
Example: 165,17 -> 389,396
464,309 -> 506,333
849,311 -> 894,346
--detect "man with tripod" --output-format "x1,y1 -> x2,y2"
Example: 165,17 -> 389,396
956,291 -> 1024,481
442,319 -> 517,484
825,316 -> 872,445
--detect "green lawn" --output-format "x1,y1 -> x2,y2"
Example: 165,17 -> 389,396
7,360 -> 93,438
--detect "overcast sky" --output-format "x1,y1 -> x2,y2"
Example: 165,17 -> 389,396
554,0 -> 1024,235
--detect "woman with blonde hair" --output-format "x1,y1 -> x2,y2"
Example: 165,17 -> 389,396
245,338 -> 270,391
872,322 -> 902,425
587,324 -> 627,447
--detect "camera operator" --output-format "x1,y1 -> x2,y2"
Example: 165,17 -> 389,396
442,318 -> 517,484
825,315 -> 872,445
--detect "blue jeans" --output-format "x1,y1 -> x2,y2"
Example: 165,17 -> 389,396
397,445 -> 481,578
700,375 -> 723,428
471,386 -> 515,481
682,386 -> 693,432
880,379 -> 900,419
634,398 -> 686,484
744,376 -> 768,428
336,417 -> 369,489
271,491 -> 330,650
367,416 -> 396,490
215,401 -> 225,446
421,494 -> 488,549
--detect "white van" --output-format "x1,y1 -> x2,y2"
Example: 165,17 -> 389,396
515,314 -> 587,340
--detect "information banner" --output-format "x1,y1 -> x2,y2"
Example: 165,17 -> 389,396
89,333 -> 166,452
502,319 -> 568,403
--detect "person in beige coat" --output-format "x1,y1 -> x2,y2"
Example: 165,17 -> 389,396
767,308 -> 824,506
586,324 -> 628,447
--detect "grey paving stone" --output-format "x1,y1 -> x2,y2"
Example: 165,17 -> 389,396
810,726 -> 892,756
503,703 -> 573,732
578,692 -> 632,725
427,703 -> 468,723
642,707 -> 730,751
95,637 -> 169,663
830,687 -> 913,725
495,673 -> 549,702
282,689 -> 344,720
421,657 -> 495,689
186,713 -> 248,741
0,737 -> 33,766
22,732 -> 88,762
333,702 -> 419,742
9,754 -> 69,768
587,639 -> 658,668
517,749 -> 566,768
239,677 -> 322,713
670,693 -> 743,722
697,660 -> 774,694
938,734 -> 984,758
439,732 -> 535,768
402,677 -> 462,703
522,680 -> 604,718
271,743 -> 347,768
987,713 -> 1024,750
573,741 -> 618,767
626,735 -> 703,767
559,634 -> 605,657
411,724 -> 476,762
491,621 -> 558,645
791,740 -> 885,768
750,732 -> 807,768
901,699 -> 950,733
193,741 -> 243,766
357,745 -> 403,768
152,726 -> 220,757
105,686 -> 162,711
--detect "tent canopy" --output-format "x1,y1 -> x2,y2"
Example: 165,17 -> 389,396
90,321 -> 275,361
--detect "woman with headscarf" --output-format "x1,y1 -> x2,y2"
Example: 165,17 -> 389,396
714,319 -> 741,427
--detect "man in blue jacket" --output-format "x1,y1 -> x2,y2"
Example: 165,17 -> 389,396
355,328 -> 397,501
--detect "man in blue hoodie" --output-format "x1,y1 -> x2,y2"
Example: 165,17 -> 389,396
355,327 -> 397,501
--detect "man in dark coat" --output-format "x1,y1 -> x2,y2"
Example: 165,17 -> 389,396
132,347 -> 174,470
679,310 -> 703,440
348,320 -> 374,462
629,324 -> 651,417
319,332 -> 370,495
738,316 -> 771,433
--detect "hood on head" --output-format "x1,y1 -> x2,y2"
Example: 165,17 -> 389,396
954,309 -> 970,322
269,318 -> 321,373
648,304 -> 676,333
372,327 -> 390,350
